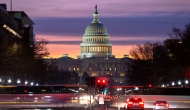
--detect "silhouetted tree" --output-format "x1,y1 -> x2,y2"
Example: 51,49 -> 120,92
81,72 -> 89,84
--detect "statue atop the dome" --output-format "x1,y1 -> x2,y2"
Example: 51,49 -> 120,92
95,5 -> 97,11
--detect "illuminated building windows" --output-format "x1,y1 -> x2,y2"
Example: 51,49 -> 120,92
69,67 -> 71,71
120,73 -> 125,77
115,68 -> 117,71
90,68 -> 92,70
110,68 -> 112,71
3,24 -> 22,38
77,68 -> 79,71
74,68 -> 75,71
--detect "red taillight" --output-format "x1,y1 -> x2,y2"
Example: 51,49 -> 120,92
128,101 -> 133,104
156,104 -> 158,106
139,102 -> 144,104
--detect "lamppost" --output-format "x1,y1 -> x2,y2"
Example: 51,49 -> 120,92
143,67 -> 155,87
31,82 -> 33,86
172,81 -> 175,87
178,80 -> 181,85
25,81 -> 28,85
185,80 -> 188,85
117,88 -> 122,96
17,79 -> 20,85
8,78 -> 11,85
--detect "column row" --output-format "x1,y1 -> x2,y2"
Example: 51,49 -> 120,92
81,46 -> 112,53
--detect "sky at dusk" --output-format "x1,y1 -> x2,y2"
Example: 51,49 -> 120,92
1,0 -> 190,58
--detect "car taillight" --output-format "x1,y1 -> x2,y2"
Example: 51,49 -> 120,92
166,104 -> 169,107
156,104 -> 158,106
139,102 -> 144,104
128,101 -> 133,104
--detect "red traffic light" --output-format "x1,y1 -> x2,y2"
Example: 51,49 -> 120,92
102,79 -> 105,83
97,80 -> 100,83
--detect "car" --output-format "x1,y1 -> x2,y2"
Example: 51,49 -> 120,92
153,101 -> 169,110
124,98 -> 144,110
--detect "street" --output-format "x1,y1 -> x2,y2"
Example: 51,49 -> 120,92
0,94 -> 189,109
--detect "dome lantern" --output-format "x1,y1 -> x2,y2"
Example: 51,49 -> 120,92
92,5 -> 100,23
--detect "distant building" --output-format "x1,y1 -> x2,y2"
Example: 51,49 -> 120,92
51,6 -> 132,85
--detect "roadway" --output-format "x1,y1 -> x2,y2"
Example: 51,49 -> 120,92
0,94 -> 189,109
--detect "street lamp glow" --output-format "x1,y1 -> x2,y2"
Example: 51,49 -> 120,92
25,81 -> 28,85
36,83 -> 38,86
172,82 -> 174,85
31,82 -> 33,85
178,81 -> 181,85
134,87 -> 139,90
8,79 -> 11,83
0,78 -> 1,82
17,79 -> 20,84
185,80 -> 188,84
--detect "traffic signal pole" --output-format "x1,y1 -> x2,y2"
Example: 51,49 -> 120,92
85,77 -> 96,109
90,86 -> 92,110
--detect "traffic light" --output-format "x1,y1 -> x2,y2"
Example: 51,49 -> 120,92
85,77 -> 90,86
97,79 -> 101,88
85,77 -> 96,87
96,78 -> 107,90
91,77 -> 96,87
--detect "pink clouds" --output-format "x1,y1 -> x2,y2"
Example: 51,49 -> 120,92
36,35 -> 82,42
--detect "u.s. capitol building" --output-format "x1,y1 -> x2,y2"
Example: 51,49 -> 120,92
51,6 -> 131,85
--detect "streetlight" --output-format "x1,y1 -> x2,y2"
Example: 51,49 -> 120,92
0,78 -> 1,85
31,82 -> 33,86
185,80 -> 188,84
36,83 -> 38,86
25,81 -> 28,85
172,81 -> 175,86
178,81 -> 181,85
117,88 -> 122,96
8,78 -> 11,85
17,79 -> 20,85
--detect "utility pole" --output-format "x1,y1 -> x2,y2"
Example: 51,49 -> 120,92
10,0 -> 12,11
85,77 -> 95,109
89,86 -> 91,109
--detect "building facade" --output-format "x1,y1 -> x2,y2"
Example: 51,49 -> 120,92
52,6 -> 131,85
0,3 -> 35,80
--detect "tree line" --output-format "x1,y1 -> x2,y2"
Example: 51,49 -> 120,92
127,22 -> 190,86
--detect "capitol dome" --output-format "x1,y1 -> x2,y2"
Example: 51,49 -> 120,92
84,23 -> 109,36
78,5 -> 113,59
